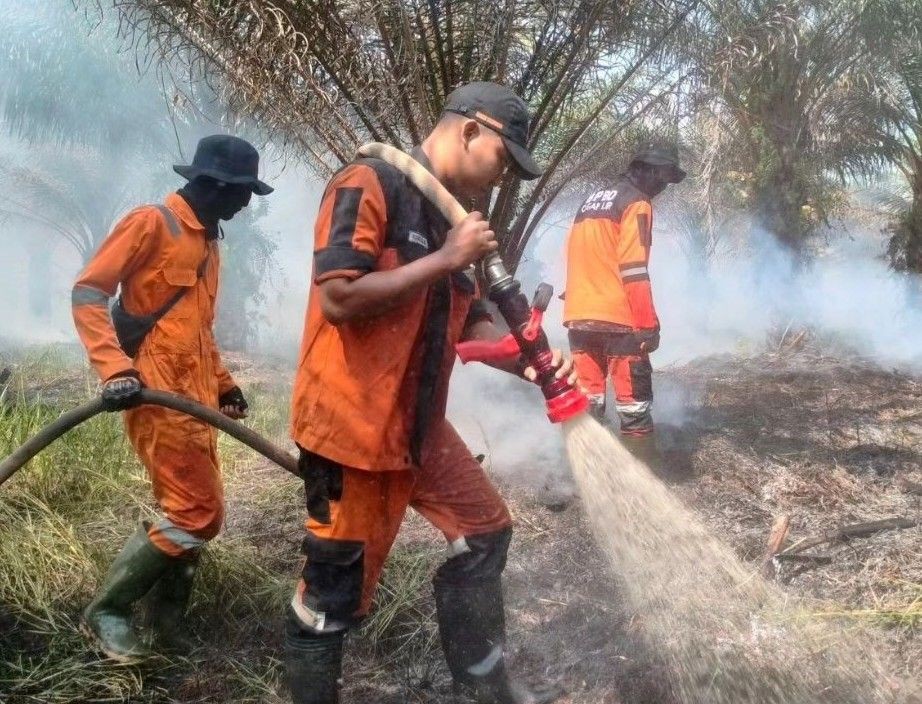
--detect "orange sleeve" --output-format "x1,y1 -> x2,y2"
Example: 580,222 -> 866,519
206,249 -> 237,395
71,208 -> 157,381
210,335 -> 237,395
312,164 -> 388,283
616,201 -> 658,330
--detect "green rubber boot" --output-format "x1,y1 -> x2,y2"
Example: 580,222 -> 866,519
81,524 -> 172,662
144,553 -> 199,652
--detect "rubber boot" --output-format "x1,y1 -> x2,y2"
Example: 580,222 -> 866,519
284,607 -> 345,704
435,579 -> 563,704
587,396 -> 606,423
144,552 -> 199,652
81,524 -> 172,662
619,432 -> 662,474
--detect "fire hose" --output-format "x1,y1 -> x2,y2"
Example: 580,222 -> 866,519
0,389 -> 299,488
356,142 -> 589,423
0,142 -> 585,488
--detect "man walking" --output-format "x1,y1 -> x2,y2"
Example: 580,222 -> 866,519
286,82 -> 573,704
563,143 -> 685,460
71,135 -> 273,660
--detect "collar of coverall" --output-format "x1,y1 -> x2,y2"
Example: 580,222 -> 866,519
624,171 -> 657,200
166,191 -> 207,232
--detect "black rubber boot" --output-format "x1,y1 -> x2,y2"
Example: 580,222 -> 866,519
435,579 -> 564,704
80,524 -> 172,662
587,396 -> 607,423
619,433 -> 662,473
144,552 -> 199,652
284,607 -> 345,704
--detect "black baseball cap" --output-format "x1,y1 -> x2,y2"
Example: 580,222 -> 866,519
630,142 -> 686,183
442,81 -> 543,180
174,135 -> 274,195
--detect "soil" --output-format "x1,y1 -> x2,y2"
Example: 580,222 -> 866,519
213,343 -> 921,703
6,343 -> 915,703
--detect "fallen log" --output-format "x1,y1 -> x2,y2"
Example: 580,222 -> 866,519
760,514 -> 791,578
776,517 -> 919,558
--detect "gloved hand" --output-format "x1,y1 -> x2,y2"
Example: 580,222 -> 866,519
218,386 -> 249,419
101,370 -> 144,412
635,328 -> 660,354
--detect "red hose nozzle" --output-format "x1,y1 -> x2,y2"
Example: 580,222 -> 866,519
456,279 -> 590,424
546,387 -> 590,423
527,349 -> 589,423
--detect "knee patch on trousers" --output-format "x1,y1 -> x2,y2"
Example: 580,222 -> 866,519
434,527 -> 512,587
300,533 -> 364,620
628,358 -> 653,401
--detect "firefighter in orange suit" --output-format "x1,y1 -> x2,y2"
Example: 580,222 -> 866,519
563,143 -> 685,452
71,135 -> 273,661
286,82 -> 574,704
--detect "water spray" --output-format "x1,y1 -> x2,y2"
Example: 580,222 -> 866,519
356,142 -> 588,424
355,145 -> 907,702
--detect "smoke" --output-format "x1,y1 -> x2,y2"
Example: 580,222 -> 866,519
447,208 -> 922,487
0,0 -> 322,354
1,1 -> 920,491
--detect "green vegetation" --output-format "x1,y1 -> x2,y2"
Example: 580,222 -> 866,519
0,347 -> 442,703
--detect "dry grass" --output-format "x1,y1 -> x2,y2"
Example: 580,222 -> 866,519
0,341 -> 919,702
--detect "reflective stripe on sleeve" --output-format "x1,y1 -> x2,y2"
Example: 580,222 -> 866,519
71,284 -> 110,307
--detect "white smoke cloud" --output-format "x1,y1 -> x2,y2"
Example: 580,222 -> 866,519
1,0 -> 920,492
445,207 -> 921,486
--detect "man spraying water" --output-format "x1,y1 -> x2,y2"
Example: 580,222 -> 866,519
285,82 -> 579,704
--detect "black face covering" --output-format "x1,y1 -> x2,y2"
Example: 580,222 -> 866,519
177,176 -> 252,238
628,163 -> 669,199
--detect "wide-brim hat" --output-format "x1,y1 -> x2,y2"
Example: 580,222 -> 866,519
630,143 -> 686,184
173,134 -> 274,195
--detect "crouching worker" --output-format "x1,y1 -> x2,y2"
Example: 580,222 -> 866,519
71,135 -> 273,660
286,82 -> 574,704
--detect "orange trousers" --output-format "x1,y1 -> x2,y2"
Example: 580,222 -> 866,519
291,420 -> 512,629
568,328 -> 653,435
124,351 -> 225,558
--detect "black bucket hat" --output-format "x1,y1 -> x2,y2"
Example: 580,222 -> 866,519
173,135 -> 274,195
443,81 -> 543,180
631,142 -> 686,183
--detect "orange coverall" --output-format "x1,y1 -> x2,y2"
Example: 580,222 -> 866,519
72,192 -> 236,556
289,156 -> 511,626
563,177 -> 658,435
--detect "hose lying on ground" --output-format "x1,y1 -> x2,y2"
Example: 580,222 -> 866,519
0,389 -> 300,488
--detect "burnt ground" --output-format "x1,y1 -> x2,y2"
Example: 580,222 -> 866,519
214,342 -> 921,703
2,342 -> 917,703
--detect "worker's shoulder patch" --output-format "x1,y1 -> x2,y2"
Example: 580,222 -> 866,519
351,157 -> 402,206
574,186 -> 622,222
